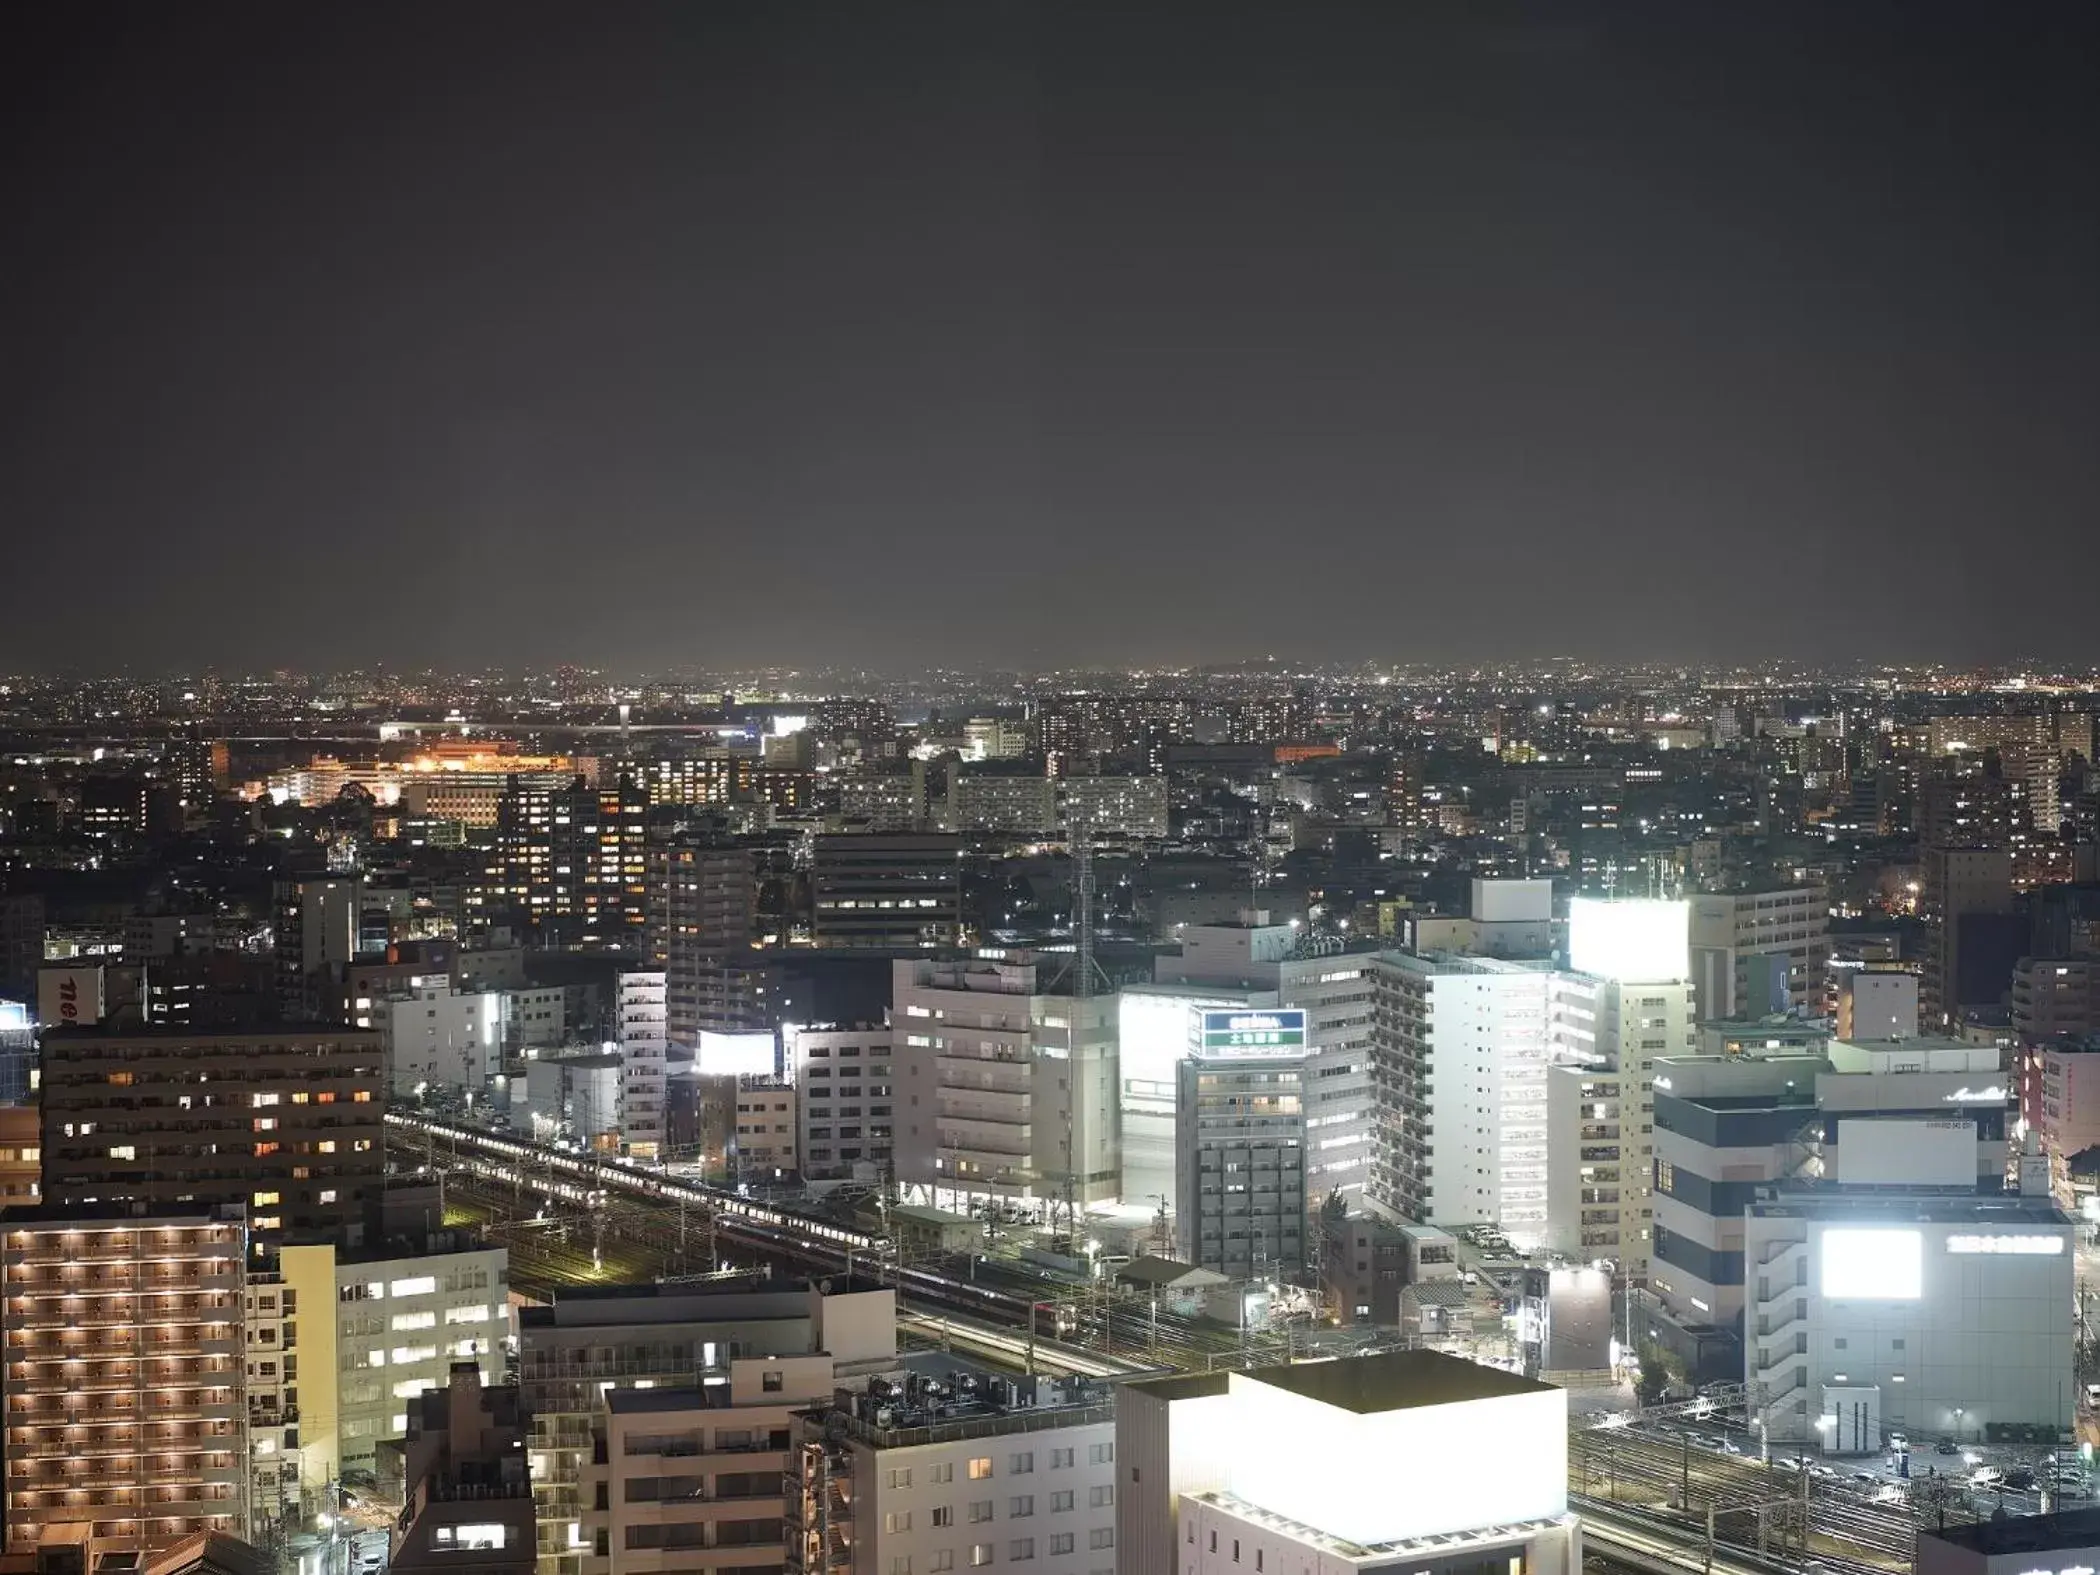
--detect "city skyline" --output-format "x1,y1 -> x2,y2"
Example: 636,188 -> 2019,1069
7,3 -> 2100,671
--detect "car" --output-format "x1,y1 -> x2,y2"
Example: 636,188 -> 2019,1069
1852,1472 -> 1881,1487
2003,1469 -> 2038,1491
1935,1440 -> 1961,1456
1971,1466 -> 2005,1487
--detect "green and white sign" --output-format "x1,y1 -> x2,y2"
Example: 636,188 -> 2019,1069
1199,1009 -> 1308,1054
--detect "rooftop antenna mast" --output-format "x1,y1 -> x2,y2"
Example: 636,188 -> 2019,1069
1058,819 -> 1109,1243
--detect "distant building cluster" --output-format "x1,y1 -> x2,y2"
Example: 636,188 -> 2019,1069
1,664 -> 2099,1573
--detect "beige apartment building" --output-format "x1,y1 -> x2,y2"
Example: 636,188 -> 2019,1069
1,1209 -> 249,1557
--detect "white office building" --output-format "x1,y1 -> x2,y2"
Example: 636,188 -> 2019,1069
282,1240 -> 510,1479
790,1024 -> 896,1182
386,982 -> 505,1099
1745,1191 -> 2072,1449
892,954 -> 1119,1215
1542,900 -> 1698,1278
1116,983 -> 1268,1212
1119,1349 -> 1578,1575
1156,919 -> 1378,1206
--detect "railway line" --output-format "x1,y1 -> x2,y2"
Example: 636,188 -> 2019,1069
396,1111 -> 1981,1575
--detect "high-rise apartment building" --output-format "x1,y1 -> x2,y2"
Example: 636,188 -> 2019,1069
645,831 -> 762,1045
1364,953 -> 1553,1244
39,1024 -> 386,1246
1687,886 -> 1830,1022
614,971 -> 667,1160
1056,775 -> 1169,841
489,775 -> 647,946
948,774 -> 1058,839
891,954 -> 1119,1215
1,1208 -> 249,1556
811,835 -> 963,950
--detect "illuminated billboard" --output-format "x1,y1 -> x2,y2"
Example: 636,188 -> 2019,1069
1568,898 -> 1690,984
1198,1009 -> 1308,1056
696,1030 -> 776,1079
1820,1227 -> 1922,1300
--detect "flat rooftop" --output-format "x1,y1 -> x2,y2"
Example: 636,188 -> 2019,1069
1749,1186 -> 2067,1227
1124,1349 -> 1550,1414
1927,1505 -> 2100,1556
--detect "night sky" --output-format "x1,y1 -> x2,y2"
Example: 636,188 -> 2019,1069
5,3 -> 2098,673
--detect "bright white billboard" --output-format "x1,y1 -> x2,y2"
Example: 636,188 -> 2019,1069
1820,1227 -> 1922,1300
1568,898 -> 1689,984
696,1030 -> 776,1079
1837,1118 -> 1975,1188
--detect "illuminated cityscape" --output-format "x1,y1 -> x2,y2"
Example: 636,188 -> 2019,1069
9,4 -> 2100,1575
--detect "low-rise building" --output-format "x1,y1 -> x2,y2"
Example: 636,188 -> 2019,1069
733,1081 -> 798,1177
789,1025 -> 894,1183
1745,1189 -> 2073,1449
280,1237 -> 509,1485
389,1364 -> 534,1575
787,1358 -> 1120,1575
1118,1349 -> 1578,1575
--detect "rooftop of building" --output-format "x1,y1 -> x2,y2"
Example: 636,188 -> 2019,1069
516,1273 -> 888,1328
1749,1185 -> 2068,1227
38,1021 -> 381,1041
0,1202 -> 247,1229
1925,1505 -> 2100,1557
820,1352 -> 1118,1448
1124,1348 -> 1549,1414
1188,1490 -> 1570,1566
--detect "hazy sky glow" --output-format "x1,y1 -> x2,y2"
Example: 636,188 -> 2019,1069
5,3 -> 2098,671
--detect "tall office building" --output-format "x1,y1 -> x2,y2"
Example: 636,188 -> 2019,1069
1176,1036 -> 1309,1280
279,1237 -> 509,1486
39,1024 -> 386,1246
274,874 -> 361,1020
811,835 -> 963,950
645,831 -> 763,1045
1920,846 -> 2015,1029
788,1024 -> 896,1182
1687,887 -> 1830,1021
1,1208 -> 250,1556
891,954 -> 1119,1216
1540,899 -> 1698,1279
1154,918 -> 1379,1206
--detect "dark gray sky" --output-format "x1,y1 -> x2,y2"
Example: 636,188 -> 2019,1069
5,3 -> 2097,673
